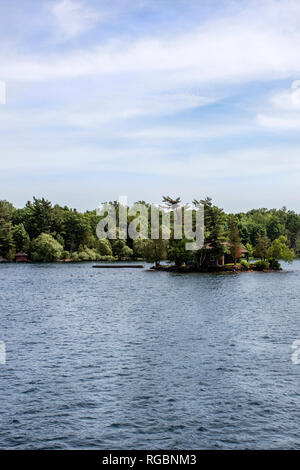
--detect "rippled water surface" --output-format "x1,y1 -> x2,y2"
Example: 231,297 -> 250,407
1,261 -> 300,449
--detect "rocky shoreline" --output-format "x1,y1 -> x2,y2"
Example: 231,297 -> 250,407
151,264 -> 282,273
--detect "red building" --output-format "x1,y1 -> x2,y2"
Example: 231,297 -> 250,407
15,252 -> 28,262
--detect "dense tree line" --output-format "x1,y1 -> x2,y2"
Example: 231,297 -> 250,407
0,196 -> 298,266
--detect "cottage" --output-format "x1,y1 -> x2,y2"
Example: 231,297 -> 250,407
15,252 -> 28,262
203,242 -> 248,267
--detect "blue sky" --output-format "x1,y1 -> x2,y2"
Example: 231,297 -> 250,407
1,0 -> 300,211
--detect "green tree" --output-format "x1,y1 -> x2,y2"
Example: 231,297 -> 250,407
228,216 -> 241,263
286,212 -> 300,250
110,239 -> 133,259
266,217 -> 285,242
254,232 -> 270,260
13,224 -> 30,253
133,239 -> 148,259
144,239 -> 167,266
0,200 -> 15,259
193,197 -> 225,265
167,238 -> 193,266
96,239 -> 113,256
268,236 -> 294,263
62,210 -> 90,255
245,242 -> 254,259
31,233 -> 63,262
25,197 -> 53,239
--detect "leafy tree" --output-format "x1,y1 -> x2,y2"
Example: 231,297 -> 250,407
72,247 -> 98,261
121,245 -> 133,259
0,220 -> 14,259
96,239 -> 113,256
0,200 -> 15,259
245,242 -> 254,259
110,239 -> 133,259
268,236 -> 294,263
266,217 -> 285,242
13,224 -> 30,253
144,239 -> 167,266
31,233 -> 63,262
286,212 -> 300,250
168,238 -> 193,266
254,232 -> 270,260
133,239 -> 148,259
55,233 -> 65,248
62,210 -> 90,255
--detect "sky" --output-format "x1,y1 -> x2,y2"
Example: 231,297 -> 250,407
1,0 -> 300,212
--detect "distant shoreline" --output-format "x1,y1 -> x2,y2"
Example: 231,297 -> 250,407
150,264 -> 282,273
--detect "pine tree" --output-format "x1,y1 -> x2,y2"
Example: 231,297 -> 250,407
228,216 -> 241,263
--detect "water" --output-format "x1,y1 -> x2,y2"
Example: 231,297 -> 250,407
0,260 -> 300,449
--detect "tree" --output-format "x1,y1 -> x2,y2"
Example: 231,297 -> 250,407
0,220 -> 14,259
0,200 -> 15,259
254,232 -> 270,260
266,217 -> 285,242
110,239 -> 133,259
144,239 -> 167,266
228,216 -> 241,263
13,224 -> 30,253
31,233 -> 63,262
245,242 -> 254,259
25,197 -> 53,238
286,211 -> 300,250
167,238 -> 193,266
193,197 -> 225,266
62,210 -> 90,255
268,236 -> 294,263
133,239 -> 148,259
162,196 -> 181,209
161,196 -> 184,266
96,239 -> 113,256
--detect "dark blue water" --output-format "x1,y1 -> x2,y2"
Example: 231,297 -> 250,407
1,261 -> 300,449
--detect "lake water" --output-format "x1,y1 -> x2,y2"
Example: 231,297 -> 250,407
1,260 -> 300,449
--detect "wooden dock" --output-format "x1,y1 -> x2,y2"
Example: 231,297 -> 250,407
92,264 -> 144,269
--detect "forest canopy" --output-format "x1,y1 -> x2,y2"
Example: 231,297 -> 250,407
0,196 -> 299,266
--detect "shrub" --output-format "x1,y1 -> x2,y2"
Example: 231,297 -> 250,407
31,233 -> 64,262
254,260 -> 270,271
97,255 -> 117,262
96,239 -> 113,256
267,236 -> 294,263
240,259 -> 250,270
72,247 -> 98,261
268,258 -> 281,270
61,250 -> 70,259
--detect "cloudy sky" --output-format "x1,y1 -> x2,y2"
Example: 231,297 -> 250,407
1,0 -> 300,211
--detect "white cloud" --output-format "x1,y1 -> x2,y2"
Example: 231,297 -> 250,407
3,0 -> 300,209
257,82 -> 300,129
51,0 -> 101,39
0,1 -> 299,82
257,114 -> 300,129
